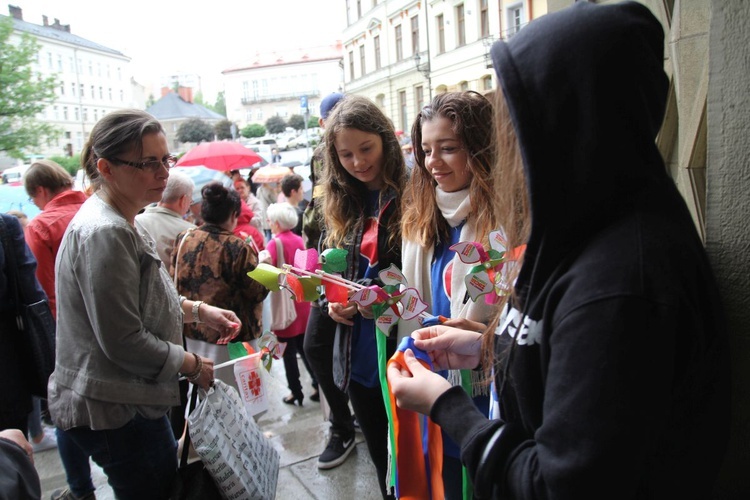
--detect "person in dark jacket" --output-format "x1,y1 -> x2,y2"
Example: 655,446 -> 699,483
0,214 -> 48,435
388,2 -> 730,499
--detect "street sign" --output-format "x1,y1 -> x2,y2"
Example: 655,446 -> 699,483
300,96 -> 308,111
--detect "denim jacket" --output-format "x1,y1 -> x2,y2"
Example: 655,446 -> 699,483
49,194 -> 185,430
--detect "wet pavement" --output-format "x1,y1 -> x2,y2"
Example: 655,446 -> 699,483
34,358 -> 382,499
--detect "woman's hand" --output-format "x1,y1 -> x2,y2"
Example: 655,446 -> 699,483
181,353 -> 215,390
200,304 -> 241,344
0,429 -> 34,464
193,355 -> 215,390
328,301 -> 358,326
358,303 -> 375,319
387,349 -> 452,415
412,325 -> 483,371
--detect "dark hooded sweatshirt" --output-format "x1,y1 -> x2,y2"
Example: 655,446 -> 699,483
430,2 -> 730,499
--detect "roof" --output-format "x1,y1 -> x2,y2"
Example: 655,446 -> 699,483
222,42 -> 342,74
1,14 -> 128,58
146,92 -> 225,121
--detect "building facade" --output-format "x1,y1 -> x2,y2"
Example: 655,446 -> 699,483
222,43 -> 344,128
2,6 -> 145,159
341,0 -> 546,134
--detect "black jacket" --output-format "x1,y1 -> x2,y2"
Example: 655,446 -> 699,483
0,215 -> 47,426
431,3 -> 730,499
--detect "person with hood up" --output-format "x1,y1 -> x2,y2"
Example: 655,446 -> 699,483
387,2 -> 730,499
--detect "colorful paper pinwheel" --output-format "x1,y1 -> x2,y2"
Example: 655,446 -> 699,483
449,230 -> 526,304
226,331 -> 286,371
348,264 -> 429,337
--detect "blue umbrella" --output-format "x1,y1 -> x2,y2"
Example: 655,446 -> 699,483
171,166 -> 234,204
0,184 -> 41,220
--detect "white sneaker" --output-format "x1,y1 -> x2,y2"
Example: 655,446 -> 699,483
30,427 -> 57,453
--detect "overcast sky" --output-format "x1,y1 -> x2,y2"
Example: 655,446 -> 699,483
15,0 -> 346,102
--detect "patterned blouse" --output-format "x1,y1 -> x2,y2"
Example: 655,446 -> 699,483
171,224 -> 268,343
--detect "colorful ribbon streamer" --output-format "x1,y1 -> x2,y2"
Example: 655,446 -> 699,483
386,337 -> 444,500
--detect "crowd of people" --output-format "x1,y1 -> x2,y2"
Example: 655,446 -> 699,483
0,3 -> 730,499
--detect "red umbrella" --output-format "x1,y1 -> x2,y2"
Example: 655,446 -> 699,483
176,141 -> 263,172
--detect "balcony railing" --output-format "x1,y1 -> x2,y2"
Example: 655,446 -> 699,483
241,90 -> 320,105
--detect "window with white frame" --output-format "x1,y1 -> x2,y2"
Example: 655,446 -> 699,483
399,90 -> 408,132
411,15 -> 419,55
456,4 -> 466,47
506,3 -> 525,38
349,50 -> 355,80
481,75 -> 493,90
374,35 -> 381,70
437,14 -> 445,54
415,85 -> 424,114
395,25 -> 403,61
360,45 -> 366,76
480,0 -> 490,38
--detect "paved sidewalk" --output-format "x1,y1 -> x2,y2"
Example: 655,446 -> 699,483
34,359 -> 381,499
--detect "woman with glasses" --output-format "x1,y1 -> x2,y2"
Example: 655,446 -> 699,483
48,109 -> 242,500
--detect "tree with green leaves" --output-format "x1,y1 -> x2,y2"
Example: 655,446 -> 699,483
214,119 -> 236,140
241,123 -> 265,138
287,114 -> 305,131
265,115 -> 286,135
177,118 -> 214,144
0,17 -> 59,158
213,91 -> 226,117
307,115 -> 320,128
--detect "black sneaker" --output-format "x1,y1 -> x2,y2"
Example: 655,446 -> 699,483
317,432 -> 355,469
50,489 -> 96,500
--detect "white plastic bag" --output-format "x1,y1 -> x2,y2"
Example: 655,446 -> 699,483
233,352 -> 269,417
188,380 -> 279,500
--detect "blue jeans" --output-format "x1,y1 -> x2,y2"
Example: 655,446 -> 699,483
64,415 -> 177,500
56,427 -> 96,497
27,396 -> 43,439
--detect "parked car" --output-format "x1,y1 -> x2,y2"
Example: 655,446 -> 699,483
248,137 -> 278,150
1,164 -> 30,185
275,135 -> 296,151
287,134 -> 319,149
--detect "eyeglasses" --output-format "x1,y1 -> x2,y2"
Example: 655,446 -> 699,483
109,155 -> 177,172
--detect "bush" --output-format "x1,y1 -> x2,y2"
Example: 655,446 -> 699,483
48,155 -> 81,176
241,124 -> 266,138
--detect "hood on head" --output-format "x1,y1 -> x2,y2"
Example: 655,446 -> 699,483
491,1 -> 669,301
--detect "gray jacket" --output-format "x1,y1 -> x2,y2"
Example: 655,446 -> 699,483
49,194 -> 185,430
